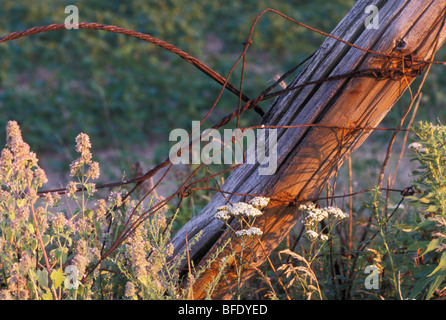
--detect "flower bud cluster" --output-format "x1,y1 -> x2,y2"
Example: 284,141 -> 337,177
69,132 -> 100,181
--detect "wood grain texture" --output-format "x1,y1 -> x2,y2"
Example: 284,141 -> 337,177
170,0 -> 446,299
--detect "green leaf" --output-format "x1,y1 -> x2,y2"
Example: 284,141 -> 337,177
63,234 -> 73,247
85,209 -> 94,221
52,247 -> 68,265
70,208 -> 80,221
422,238 -> 442,255
423,238 -> 442,256
426,270 -> 446,300
84,183 -> 95,197
428,251 -> 446,277
27,222 -> 35,233
16,198 -> 27,208
438,186 -> 446,195
36,269 -> 49,289
408,240 -> 430,252
42,289 -> 53,300
408,268 -> 436,299
424,205 -> 439,213
30,239 -> 38,252
416,219 -> 437,232
405,195 -> 419,201
51,268 -> 65,290
395,219 -> 435,233
42,235 -> 51,247
394,224 -> 417,232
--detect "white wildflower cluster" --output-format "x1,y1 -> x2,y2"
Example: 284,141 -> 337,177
215,196 -> 268,222
215,196 -> 269,239
247,196 -> 270,210
299,202 -> 348,242
325,206 -> 348,221
214,208 -> 231,221
235,227 -> 263,238
305,230 -> 319,241
300,202 -> 347,225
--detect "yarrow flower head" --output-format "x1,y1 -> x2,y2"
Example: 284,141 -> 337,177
214,201 -> 264,221
299,202 -> 348,242
247,196 -> 270,210
300,203 -> 327,227
216,197 -> 269,219
300,203 -> 348,226
320,234 -> 329,241
215,208 -> 231,221
235,227 -> 263,238
305,230 -> 319,241
325,206 -> 348,221
229,202 -> 263,217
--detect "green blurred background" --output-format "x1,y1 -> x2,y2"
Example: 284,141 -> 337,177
0,0 -> 445,186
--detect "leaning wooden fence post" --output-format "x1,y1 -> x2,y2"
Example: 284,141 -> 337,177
170,0 -> 446,299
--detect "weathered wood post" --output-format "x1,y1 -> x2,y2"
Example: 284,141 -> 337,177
171,0 -> 446,299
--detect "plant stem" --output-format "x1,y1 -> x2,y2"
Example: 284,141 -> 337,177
379,226 -> 399,299
28,182 -> 58,300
